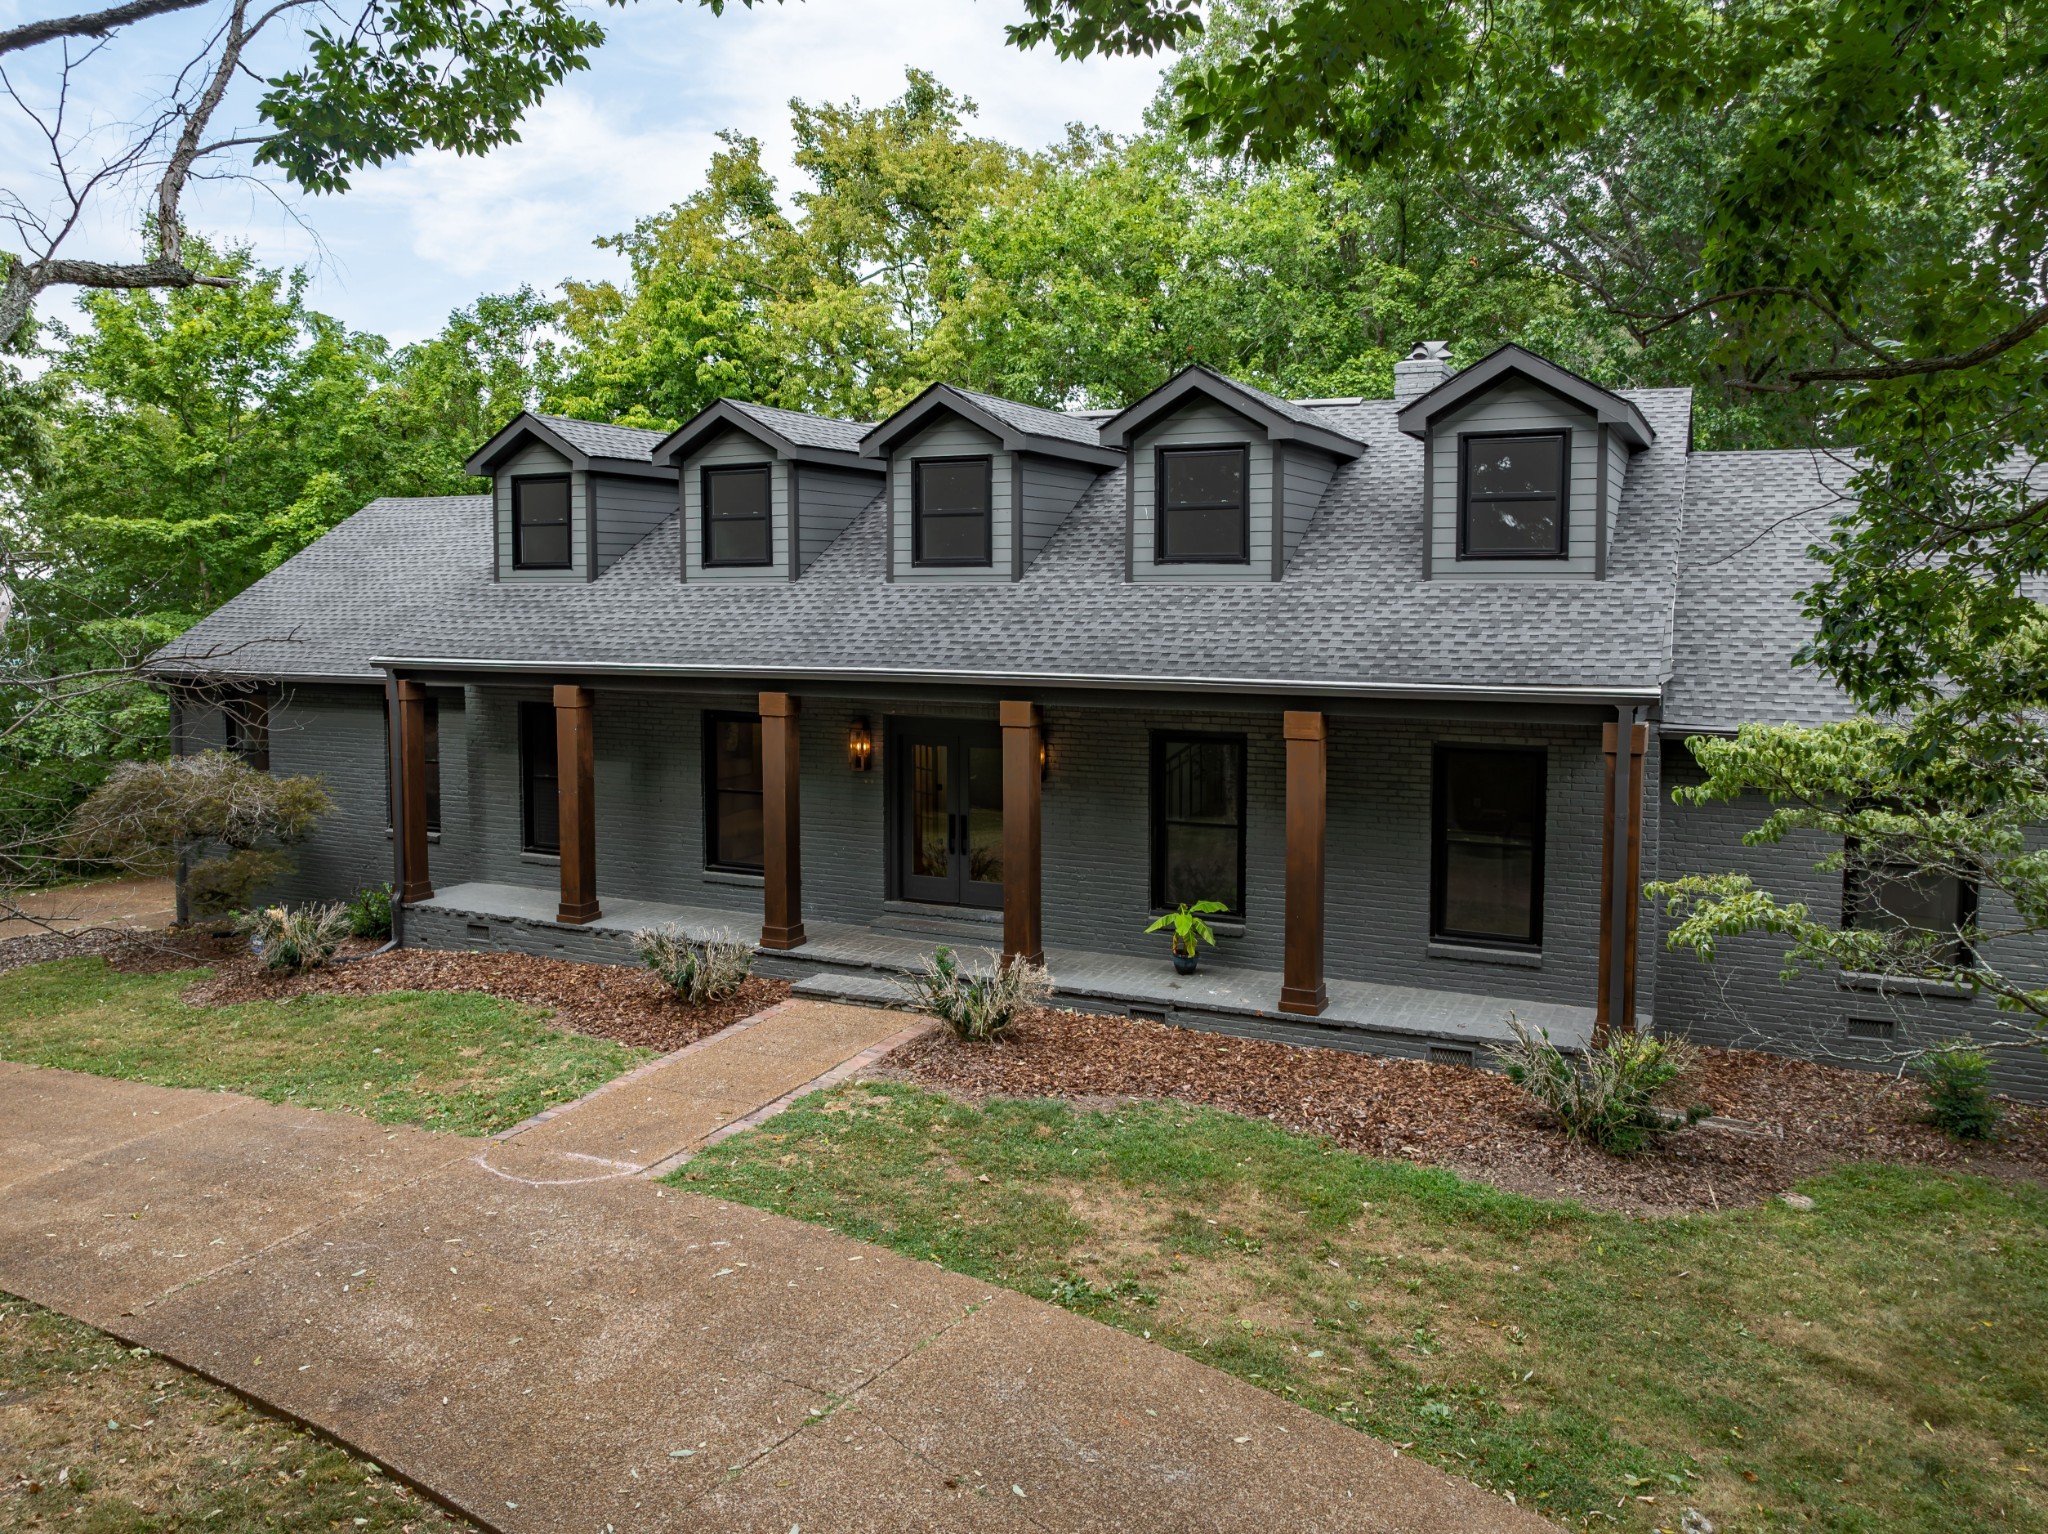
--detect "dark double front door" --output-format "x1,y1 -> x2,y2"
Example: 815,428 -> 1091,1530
894,719 -> 1004,909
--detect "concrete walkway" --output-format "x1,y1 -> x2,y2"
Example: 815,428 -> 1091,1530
0,1040 -> 1552,1532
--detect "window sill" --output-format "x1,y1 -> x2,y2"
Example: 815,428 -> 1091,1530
1427,941 -> 1542,969
702,869 -> 765,888
1837,971 -> 1973,1001
1147,912 -> 1245,940
383,828 -> 442,844
520,851 -> 561,866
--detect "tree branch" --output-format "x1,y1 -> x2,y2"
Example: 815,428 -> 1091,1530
0,0 -> 214,57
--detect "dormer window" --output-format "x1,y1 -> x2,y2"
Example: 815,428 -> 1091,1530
512,475 -> 572,570
1459,432 -> 1567,558
1157,446 -> 1249,564
703,464 -> 772,567
913,457 -> 993,566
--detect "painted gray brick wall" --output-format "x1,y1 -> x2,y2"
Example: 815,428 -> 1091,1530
1655,740 -> 2048,1098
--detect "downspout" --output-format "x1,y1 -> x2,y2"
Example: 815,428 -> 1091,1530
168,690 -> 190,928
1604,702 -> 1647,1038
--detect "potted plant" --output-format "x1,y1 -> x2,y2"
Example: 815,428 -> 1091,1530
1146,900 -> 1228,975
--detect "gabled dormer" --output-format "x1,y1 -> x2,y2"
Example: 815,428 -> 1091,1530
1097,366 -> 1364,583
1394,344 -> 1654,582
466,412 -> 676,583
861,385 -> 1121,584
654,400 -> 882,583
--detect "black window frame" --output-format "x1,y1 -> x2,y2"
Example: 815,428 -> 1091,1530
703,710 -> 766,875
1154,443 -> 1251,565
1148,730 -> 1249,918
911,455 -> 995,568
701,462 -> 775,569
1843,857 -> 1979,964
1456,429 -> 1570,561
519,700 -> 559,855
382,695 -> 442,835
222,689 -> 270,772
1430,744 -> 1547,950
511,473 -> 574,571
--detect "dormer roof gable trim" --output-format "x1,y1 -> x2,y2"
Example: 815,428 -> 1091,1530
860,383 -> 1122,468
464,411 -> 676,480
1098,365 -> 1365,460
654,398 -> 877,470
1394,344 -> 1655,450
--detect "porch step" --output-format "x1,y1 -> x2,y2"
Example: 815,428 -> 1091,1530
790,971 -> 915,1009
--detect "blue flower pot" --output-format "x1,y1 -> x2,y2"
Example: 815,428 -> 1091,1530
1172,951 -> 1199,976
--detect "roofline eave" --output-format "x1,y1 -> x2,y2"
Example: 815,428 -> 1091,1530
1099,366 -> 1365,459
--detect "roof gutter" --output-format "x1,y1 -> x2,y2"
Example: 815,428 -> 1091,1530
368,654 -> 1663,707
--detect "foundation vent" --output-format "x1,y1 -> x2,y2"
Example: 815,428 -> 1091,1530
1845,1016 -> 1897,1040
1428,1045 -> 1476,1067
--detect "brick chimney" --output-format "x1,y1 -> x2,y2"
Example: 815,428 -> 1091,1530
1393,340 -> 1453,406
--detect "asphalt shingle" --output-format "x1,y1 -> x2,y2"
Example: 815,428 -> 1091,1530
726,401 -> 869,454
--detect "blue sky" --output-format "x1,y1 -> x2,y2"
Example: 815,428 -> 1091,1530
0,0 -> 1170,346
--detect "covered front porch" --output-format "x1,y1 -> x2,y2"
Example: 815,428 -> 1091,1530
407,879 -> 1597,1062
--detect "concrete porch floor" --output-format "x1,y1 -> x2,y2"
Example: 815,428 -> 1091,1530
410,881 -> 1595,1063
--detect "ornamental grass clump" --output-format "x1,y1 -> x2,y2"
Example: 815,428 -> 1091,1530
900,945 -> 1052,1043
1918,1046 -> 2003,1140
235,903 -> 351,973
1493,1016 -> 1707,1154
632,924 -> 754,1005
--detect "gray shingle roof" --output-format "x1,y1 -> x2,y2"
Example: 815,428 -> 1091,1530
950,386 -> 1108,449
155,390 -> 1700,702
1663,448 -> 1857,733
726,400 -> 868,454
530,413 -> 669,463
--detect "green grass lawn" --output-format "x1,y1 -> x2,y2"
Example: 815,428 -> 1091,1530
0,957 -> 650,1135
681,1081 -> 2048,1534
0,1292 -> 476,1532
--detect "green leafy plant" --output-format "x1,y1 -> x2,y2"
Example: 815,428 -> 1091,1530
1918,1047 -> 2002,1141
631,924 -> 754,1005
343,882 -> 393,941
1493,1017 -> 1706,1155
1145,899 -> 1228,958
235,903 -> 351,974
899,945 -> 1053,1043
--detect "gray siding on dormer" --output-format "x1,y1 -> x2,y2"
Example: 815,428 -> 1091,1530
1128,399 -> 1272,583
591,473 -> 676,575
1017,456 -> 1100,576
682,429 -> 788,583
891,416 -> 1011,583
795,464 -> 884,574
1279,447 -> 1338,571
1428,381 -> 1599,581
1600,428 -> 1631,579
495,442 -> 587,582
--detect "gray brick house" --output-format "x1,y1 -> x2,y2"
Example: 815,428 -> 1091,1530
150,343 -> 2045,1091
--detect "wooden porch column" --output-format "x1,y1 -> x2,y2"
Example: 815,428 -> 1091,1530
759,691 -> 807,950
395,680 -> 435,904
1595,710 -> 1649,1044
554,684 -> 600,924
1279,710 -> 1329,1016
1000,700 -> 1044,967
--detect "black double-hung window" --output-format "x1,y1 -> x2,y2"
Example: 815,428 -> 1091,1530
1432,746 -> 1546,948
1150,733 -> 1246,915
912,457 -> 993,566
1156,446 -> 1249,563
703,464 -> 772,567
1459,431 -> 1568,558
1844,860 -> 1977,964
519,701 -> 559,854
512,475 -> 572,569
705,712 -> 765,872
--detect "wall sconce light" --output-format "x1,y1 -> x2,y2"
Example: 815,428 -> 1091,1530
1037,729 -> 1050,781
847,717 -> 874,772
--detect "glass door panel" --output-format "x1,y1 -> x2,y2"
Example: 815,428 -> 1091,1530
966,744 -> 1004,894
893,721 -> 1005,908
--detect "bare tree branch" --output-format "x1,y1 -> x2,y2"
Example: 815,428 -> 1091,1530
0,0 -> 214,58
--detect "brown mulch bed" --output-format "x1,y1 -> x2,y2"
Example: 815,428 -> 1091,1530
881,1007 -> 2048,1215
0,924 -> 243,976
180,946 -> 793,1052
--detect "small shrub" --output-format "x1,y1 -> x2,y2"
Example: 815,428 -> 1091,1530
343,882 -> 393,940
631,924 -> 754,1004
899,945 -> 1053,1043
1493,1017 -> 1705,1155
235,903 -> 351,973
185,848 -> 292,918
1918,1046 -> 2002,1140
